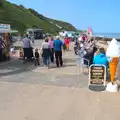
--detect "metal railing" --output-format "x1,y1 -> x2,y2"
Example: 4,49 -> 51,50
76,57 -> 90,75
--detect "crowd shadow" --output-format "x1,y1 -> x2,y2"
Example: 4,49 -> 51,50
64,58 -> 76,63
63,58 -> 76,67
0,59 -> 36,77
0,57 -> 83,77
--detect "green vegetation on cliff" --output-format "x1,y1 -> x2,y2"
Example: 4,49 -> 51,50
0,0 -> 77,34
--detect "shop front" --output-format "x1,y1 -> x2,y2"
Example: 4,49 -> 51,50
0,24 -> 11,62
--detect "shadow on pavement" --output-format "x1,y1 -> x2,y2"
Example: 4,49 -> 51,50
0,59 -> 36,77
63,58 -> 76,67
64,58 -> 76,63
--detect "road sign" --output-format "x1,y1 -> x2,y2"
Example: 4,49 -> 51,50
88,64 -> 106,91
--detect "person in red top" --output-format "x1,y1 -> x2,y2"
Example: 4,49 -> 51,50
82,35 -> 86,41
64,37 -> 70,51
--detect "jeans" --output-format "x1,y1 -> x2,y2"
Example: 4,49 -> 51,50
50,48 -> 54,63
55,51 -> 63,67
43,56 -> 49,66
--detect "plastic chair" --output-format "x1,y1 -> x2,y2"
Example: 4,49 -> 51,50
76,57 -> 90,75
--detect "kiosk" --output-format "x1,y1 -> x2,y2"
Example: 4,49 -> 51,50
0,24 -> 11,61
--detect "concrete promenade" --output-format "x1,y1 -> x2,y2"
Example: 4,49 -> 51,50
0,40 -> 120,120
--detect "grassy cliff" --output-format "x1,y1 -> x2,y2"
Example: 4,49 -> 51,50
0,0 -> 77,34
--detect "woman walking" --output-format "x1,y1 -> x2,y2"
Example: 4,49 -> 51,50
49,37 -> 54,63
41,37 -> 51,68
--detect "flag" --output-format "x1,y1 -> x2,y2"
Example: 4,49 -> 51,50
88,27 -> 93,36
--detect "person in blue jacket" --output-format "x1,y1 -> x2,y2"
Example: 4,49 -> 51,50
93,48 -> 108,68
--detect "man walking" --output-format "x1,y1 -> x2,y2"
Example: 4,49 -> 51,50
53,36 -> 63,67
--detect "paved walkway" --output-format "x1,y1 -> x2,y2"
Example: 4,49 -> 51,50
0,42 -> 88,88
0,82 -> 120,120
0,40 -> 120,120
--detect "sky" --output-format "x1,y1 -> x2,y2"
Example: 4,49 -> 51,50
8,0 -> 120,33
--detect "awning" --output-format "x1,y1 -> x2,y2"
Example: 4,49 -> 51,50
0,24 -> 11,33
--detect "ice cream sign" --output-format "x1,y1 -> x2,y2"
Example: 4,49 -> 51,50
0,24 -> 11,33
106,38 -> 120,83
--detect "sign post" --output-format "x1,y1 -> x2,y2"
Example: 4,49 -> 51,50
88,64 -> 106,91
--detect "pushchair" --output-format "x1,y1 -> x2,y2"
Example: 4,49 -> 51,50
76,47 -> 90,75
23,47 -> 34,63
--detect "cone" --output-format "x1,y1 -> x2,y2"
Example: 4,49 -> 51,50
109,57 -> 119,82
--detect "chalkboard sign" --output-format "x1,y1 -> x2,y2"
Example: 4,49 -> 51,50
89,65 -> 106,86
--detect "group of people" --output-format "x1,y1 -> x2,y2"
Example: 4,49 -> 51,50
23,35 -> 64,68
74,35 -> 108,68
40,36 -> 64,67
23,33 -> 109,70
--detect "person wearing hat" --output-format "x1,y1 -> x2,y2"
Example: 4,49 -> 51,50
53,36 -> 64,67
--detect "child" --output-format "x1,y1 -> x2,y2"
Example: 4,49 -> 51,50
34,48 -> 40,66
